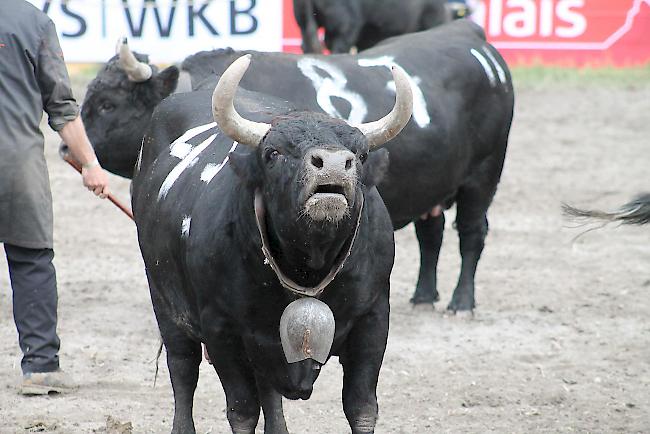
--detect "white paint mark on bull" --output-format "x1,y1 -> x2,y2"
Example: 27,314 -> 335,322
358,56 -> 430,128
297,58 -> 367,124
158,133 -> 217,201
181,215 -> 191,239
470,49 -> 497,88
168,122 -> 217,158
357,56 -> 395,68
201,164 -> 220,183
170,141 -> 193,159
481,46 -> 508,88
175,122 -> 217,144
201,141 -> 239,183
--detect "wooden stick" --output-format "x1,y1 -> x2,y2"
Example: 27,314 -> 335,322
62,155 -> 135,221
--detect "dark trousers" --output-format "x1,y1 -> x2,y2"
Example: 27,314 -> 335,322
4,243 -> 60,374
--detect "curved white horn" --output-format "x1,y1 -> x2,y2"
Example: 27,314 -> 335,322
354,65 -> 413,150
212,54 -> 271,148
117,37 -> 153,82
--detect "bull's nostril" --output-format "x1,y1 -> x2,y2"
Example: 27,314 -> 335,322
345,158 -> 352,170
311,155 -> 323,169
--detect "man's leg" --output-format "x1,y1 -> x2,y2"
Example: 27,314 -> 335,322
5,243 -> 60,374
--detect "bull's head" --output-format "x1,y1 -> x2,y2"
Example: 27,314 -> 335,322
215,55 -> 412,252
71,39 -> 179,178
213,55 -> 411,398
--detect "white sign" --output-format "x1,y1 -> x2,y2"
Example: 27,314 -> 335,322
26,0 -> 283,63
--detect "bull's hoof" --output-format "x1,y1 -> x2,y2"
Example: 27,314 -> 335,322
447,297 -> 475,313
409,289 -> 440,305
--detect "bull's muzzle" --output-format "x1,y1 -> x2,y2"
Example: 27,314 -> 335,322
302,148 -> 356,222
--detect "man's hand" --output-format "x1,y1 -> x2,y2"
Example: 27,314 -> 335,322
81,163 -> 110,198
58,117 -> 111,199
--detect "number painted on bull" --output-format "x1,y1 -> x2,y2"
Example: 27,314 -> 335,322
296,58 -> 368,124
296,57 -> 430,128
157,122 -> 237,201
357,56 -> 430,128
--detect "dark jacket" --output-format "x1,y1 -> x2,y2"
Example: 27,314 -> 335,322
0,0 -> 79,248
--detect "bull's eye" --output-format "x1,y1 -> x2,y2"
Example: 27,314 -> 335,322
264,148 -> 280,163
100,102 -> 115,114
359,152 -> 368,164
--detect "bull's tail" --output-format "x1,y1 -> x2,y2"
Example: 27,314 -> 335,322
563,193 -> 650,226
294,0 -> 322,53
152,335 -> 164,387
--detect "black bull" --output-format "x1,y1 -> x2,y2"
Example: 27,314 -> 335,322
81,20 -> 514,311
293,0 -> 450,54
134,58 -> 411,432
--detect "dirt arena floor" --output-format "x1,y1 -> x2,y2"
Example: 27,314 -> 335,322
0,71 -> 648,433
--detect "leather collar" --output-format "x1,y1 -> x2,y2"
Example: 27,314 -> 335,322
254,189 -> 364,298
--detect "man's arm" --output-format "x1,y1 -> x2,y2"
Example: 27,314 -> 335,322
36,18 -> 109,197
58,117 -> 110,197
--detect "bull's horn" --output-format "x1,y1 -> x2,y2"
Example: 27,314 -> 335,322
117,37 -> 153,82
354,65 -> 413,150
212,54 -> 271,148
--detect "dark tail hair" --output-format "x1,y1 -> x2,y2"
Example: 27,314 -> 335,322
563,193 -> 650,226
153,336 -> 163,387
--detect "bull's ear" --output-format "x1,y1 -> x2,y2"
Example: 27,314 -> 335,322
155,66 -> 180,98
361,148 -> 390,188
229,151 -> 261,187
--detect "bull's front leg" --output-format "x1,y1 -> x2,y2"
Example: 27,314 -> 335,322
339,293 -> 390,434
206,333 -> 261,434
255,374 -> 289,434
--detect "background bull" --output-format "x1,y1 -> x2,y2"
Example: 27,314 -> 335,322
78,21 -> 514,312
293,0 -> 450,53
77,39 -> 180,178
134,55 -> 412,433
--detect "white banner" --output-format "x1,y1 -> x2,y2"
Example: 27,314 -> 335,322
26,0 -> 283,63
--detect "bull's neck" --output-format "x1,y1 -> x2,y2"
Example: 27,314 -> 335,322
254,189 -> 363,290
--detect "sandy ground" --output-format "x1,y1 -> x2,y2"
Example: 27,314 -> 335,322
0,75 -> 649,433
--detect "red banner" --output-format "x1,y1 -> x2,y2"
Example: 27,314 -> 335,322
282,0 -> 302,53
282,0 -> 650,67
